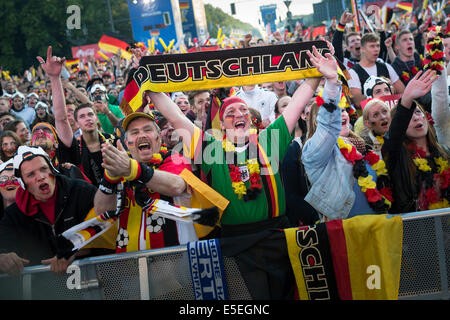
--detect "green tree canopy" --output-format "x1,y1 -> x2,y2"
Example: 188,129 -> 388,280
0,0 -> 132,75
204,4 -> 261,39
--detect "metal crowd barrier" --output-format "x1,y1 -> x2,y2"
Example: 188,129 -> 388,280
0,208 -> 449,300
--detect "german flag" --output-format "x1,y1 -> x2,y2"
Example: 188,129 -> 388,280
179,1 -> 189,10
98,34 -> 132,60
396,2 -> 413,12
312,26 -> 327,39
285,214 -> 403,300
65,58 -> 80,68
150,30 -> 160,37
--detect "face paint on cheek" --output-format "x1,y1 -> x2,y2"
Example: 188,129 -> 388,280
0,181 -> 19,188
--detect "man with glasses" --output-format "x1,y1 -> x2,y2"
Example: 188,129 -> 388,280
0,159 -> 19,219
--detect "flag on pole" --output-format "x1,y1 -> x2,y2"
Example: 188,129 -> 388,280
98,35 -> 132,60
350,0 -> 361,32
396,2 -> 413,12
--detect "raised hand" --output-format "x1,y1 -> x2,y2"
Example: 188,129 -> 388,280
307,45 -> 338,82
36,46 -> 65,78
318,36 -> 335,56
339,10 -> 353,25
131,48 -> 144,69
402,69 -> 438,108
101,140 -> 131,178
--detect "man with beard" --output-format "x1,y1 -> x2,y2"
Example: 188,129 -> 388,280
0,146 -> 97,275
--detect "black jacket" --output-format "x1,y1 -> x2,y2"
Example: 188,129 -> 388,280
0,174 -> 97,265
382,102 -> 417,214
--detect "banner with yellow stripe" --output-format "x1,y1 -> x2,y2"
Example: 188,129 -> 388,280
120,41 -> 329,115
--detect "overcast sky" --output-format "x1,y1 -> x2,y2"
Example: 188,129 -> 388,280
203,0 -> 322,28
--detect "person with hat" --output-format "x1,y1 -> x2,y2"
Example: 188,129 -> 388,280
142,46 -> 337,237
30,101 -> 55,128
25,92 -> 39,110
352,76 -> 393,136
10,91 -> 36,127
94,111 -> 196,252
89,83 -> 124,134
37,46 -> 117,187
0,146 -> 97,275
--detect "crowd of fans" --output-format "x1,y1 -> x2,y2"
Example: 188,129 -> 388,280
0,6 -> 449,278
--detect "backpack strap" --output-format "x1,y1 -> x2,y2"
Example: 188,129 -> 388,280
352,64 -> 371,90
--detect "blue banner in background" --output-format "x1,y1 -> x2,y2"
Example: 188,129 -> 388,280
127,0 -> 182,51
260,4 -> 277,34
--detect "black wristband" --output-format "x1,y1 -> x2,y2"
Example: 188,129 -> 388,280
99,177 -> 118,195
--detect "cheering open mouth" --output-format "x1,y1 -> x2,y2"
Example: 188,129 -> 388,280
6,185 -> 17,191
234,120 -> 246,129
414,123 -> 424,130
39,182 -> 50,193
137,142 -> 151,151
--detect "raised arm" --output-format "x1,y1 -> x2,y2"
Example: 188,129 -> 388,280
431,64 -> 450,144
37,46 -> 73,147
147,91 -> 196,144
282,44 -> 340,133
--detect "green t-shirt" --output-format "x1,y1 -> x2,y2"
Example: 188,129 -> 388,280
98,103 -> 124,134
189,115 -> 294,225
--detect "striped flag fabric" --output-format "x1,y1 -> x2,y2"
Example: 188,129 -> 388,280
396,2 -> 413,12
179,1 -> 189,10
285,214 -> 403,300
65,58 -> 80,68
98,34 -> 132,60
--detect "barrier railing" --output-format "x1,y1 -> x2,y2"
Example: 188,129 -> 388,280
0,208 -> 449,300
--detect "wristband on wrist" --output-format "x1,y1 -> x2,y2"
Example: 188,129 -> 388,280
104,170 -> 122,183
99,177 -> 119,195
136,162 -> 155,184
337,23 -> 345,32
124,158 -> 141,181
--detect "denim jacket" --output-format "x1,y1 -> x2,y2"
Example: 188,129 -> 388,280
301,80 -> 356,220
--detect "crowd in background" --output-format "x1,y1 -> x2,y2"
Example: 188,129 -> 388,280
0,5 -> 449,277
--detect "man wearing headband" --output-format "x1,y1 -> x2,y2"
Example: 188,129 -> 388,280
0,146 -> 97,275
144,46 -> 340,237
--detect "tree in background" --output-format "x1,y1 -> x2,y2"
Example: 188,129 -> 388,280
0,0 -> 132,75
204,4 -> 261,39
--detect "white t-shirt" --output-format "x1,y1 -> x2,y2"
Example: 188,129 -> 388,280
348,62 -> 400,90
236,86 -> 277,123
